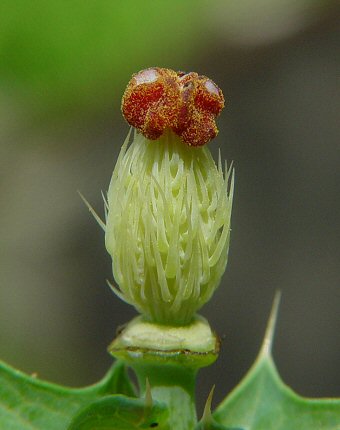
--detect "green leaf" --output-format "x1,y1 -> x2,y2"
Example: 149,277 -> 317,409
68,395 -> 169,429
0,0 -> 204,117
0,359 -> 135,430
213,293 -> 340,430
195,418 -> 243,430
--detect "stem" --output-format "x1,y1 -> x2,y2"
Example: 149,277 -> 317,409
108,315 -> 220,430
132,362 -> 197,430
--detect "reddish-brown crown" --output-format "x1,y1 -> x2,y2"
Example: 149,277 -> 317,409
121,67 -> 225,146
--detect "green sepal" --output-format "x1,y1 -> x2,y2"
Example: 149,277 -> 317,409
109,314 -> 220,371
68,395 -> 170,430
0,359 -> 135,430
213,293 -> 340,430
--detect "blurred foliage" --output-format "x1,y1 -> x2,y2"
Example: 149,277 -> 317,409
0,1 -> 204,117
1,0 -> 332,118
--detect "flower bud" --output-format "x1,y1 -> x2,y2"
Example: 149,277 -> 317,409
105,130 -> 234,325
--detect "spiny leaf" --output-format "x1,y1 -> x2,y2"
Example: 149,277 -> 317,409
67,395 -> 170,430
195,386 -> 243,430
0,359 -> 135,430
213,292 -> 340,430
202,385 -> 215,424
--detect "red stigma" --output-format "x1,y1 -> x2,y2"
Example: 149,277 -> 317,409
121,67 -> 225,146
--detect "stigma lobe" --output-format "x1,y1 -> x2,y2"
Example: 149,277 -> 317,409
121,67 -> 225,146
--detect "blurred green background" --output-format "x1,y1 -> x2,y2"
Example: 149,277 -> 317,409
1,0 -> 339,411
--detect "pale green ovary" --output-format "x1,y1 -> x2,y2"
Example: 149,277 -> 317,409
105,131 -> 234,325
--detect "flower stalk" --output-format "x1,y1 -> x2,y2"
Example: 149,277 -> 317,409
109,314 -> 220,429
